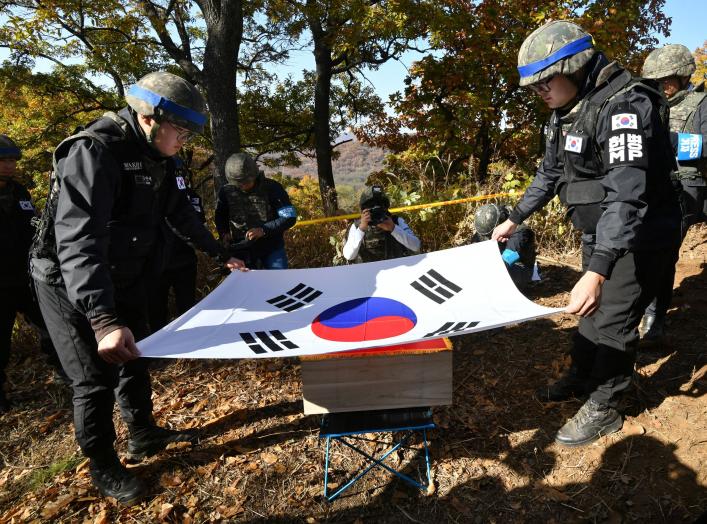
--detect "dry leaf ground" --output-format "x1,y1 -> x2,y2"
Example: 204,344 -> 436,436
1,227 -> 705,523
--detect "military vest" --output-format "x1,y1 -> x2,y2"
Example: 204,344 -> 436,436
669,84 -> 707,179
221,176 -> 274,241
32,111 -> 176,286
551,64 -> 674,233
352,216 -> 409,263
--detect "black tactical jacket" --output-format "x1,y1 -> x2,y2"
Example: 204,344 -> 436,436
0,180 -> 36,288
162,187 -> 205,270
509,53 -> 680,277
30,108 -> 226,332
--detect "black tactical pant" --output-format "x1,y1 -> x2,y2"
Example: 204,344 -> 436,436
0,283 -> 60,389
645,180 -> 706,320
574,242 -> 676,408
34,279 -> 153,460
148,261 -> 197,332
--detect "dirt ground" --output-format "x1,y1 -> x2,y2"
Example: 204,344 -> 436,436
0,227 -> 705,523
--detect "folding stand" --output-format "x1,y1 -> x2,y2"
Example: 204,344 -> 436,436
319,407 -> 435,502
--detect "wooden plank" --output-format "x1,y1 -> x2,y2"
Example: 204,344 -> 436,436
302,351 -> 452,414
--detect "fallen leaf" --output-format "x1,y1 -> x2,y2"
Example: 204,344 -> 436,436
39,411 -> 65,433
533,481 -> 570,502
41,494 -> 76,519
158,503 -> 174,521
93,509 -> 110,524
261,452 -> 278,465
196,463 -> 217,476
217,504 -> 243,518
160,473 -> 183,488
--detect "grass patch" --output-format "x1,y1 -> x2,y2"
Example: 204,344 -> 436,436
27,454 -> 83,490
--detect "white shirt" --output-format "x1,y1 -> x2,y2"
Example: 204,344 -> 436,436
342,217 -> 421,261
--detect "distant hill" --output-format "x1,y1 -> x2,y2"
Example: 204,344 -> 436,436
263,138 -> 388,189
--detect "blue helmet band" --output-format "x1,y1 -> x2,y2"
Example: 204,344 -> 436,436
127,84 -> 207,127
518,35 -> 593,79
0,147 -> 21,158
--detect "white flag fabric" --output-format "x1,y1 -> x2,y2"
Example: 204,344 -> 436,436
138,241 -> 562,359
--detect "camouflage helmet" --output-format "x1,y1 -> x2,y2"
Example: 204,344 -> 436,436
474,203 -> 509,239
518,20 -> 595,87
225,152 -> 259,185
0,135 -> 21,160
125,71 -> 207,133
641,44 -> 696,80
360,185 -> 390,210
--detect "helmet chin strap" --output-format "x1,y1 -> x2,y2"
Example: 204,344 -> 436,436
139,114 -> 170,158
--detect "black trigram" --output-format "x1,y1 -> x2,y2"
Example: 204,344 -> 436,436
240,330 -> 299,354
410,269 -> 462,304
424,321 -> 479,338
266,283 -> 323,312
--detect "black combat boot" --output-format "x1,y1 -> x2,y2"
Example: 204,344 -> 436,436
89,453 -> 146,505
639,313 -> 665,343
535,367 -> 587,402
554,398 -> 623,447
126,425 -> 200,462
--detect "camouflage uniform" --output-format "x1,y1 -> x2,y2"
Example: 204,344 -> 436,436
215,153 -> 297,269
471,204 -> 536,287
343,186 -> 421,263
639,44 -> 707,339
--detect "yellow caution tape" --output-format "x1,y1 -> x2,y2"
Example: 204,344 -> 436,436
293,192 -> 516,228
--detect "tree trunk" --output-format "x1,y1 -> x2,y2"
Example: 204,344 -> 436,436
477,122 -> 491,183
312,38 -> 338,215
202,0 -> 243,191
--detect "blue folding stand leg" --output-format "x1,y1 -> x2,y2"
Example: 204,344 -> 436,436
319,407 -> 435,502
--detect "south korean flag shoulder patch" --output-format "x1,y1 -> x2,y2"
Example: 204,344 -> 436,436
564,133 -> 586,154
604,107 -> 648,169
611,113 -> 638,131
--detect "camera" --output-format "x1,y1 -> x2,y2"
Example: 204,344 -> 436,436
368,205 -> 388,226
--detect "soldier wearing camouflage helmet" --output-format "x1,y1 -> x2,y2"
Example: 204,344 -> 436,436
342,185 -> 420,263
215,152 -> 297,269
493,20 -> 681,446
638,44 -> 707,342
29,71 -> 245,505
470,203 -> 537,287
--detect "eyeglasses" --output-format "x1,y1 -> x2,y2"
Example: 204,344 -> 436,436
529,74 -> 557,94
164,121 -> 194,142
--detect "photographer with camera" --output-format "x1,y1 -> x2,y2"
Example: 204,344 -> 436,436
343,185 -> 420,263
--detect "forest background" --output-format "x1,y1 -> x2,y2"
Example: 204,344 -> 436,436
1,0 -> 706,265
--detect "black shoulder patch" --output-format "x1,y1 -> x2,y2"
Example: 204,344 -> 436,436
603,103 -> 648,169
